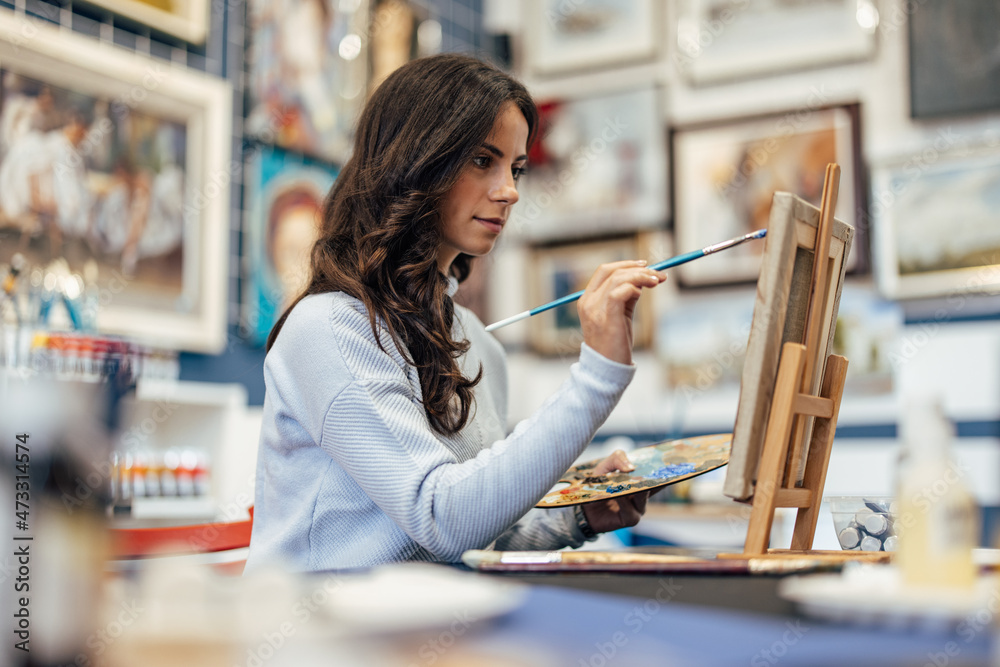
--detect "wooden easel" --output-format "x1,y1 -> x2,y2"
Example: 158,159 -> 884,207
720,164 -> 889,563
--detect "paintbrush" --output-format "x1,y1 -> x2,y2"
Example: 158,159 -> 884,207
485,228 -> 767,332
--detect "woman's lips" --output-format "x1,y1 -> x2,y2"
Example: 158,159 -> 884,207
475,217 -> 504,234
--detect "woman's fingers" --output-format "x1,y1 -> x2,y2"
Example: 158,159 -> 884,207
587,264 -> 665,297
587,259 -> 649,287
591,449 -> 634,476
617,491 -> 650,528
581,488 -> 652,533
630,490 -> 650,516
578,262 -> 666,364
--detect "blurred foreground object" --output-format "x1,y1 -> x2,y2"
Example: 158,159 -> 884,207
895,396 -> 979,589
1,370 -> 128,665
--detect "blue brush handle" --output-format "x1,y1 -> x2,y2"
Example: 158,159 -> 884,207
528,248 -> 707,317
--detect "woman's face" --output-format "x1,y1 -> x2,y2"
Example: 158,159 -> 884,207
437,102 -> 529,272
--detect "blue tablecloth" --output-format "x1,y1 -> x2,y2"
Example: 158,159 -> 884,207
471,583 -> 995,667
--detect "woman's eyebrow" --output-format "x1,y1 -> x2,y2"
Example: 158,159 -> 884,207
482,142 -> 528,162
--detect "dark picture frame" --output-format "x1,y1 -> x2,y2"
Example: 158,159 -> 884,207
909,0 -> 1000,119
672,105 -> 865,286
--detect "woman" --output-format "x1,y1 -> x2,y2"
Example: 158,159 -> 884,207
245,54 -> 666,572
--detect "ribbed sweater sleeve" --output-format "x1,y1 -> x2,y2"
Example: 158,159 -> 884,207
320,320 -> 632,563
246,292 -> 634,571
494,506 -> 589,551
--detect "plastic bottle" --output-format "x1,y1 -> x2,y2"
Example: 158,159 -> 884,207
894,396 -> 979,588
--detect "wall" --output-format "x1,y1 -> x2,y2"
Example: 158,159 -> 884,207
177,0 -> 499,406
483,0 -> 1000,518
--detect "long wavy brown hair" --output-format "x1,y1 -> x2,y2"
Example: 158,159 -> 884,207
268,54 -> 538,435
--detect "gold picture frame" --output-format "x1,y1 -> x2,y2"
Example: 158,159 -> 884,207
78,0 -> 211,44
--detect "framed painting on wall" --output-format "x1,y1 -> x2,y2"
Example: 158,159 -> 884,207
672,105 -> 861,286
246,0 -> 370,164
524,0 -> 657,76
527,234 -> 656,356
674,0 -> 879,85
909,0 -> 1000,118
655,291 -> 755,393
0,12 -> 232,352
512,86 -> 668,243
871,149 -> 1000,300
242,146 -> 338,347
78,0 -> 211,43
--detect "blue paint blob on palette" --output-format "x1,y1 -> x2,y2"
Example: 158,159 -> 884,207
537,434 -> 732,508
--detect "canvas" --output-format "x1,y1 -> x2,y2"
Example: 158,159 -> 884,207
723,192 -> 854,501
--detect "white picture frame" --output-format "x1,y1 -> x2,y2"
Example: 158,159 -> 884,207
871,149 -> 1000,300
0,10 -> 233,352
524,0 -> 658,76
512,85 -> 668,242
673,0 -> 879,85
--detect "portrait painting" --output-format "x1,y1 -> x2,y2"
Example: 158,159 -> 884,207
243,146 -> 338,347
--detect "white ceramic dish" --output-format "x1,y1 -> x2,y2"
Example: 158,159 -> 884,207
779,562 -> 999,632
323,563 -> 527,634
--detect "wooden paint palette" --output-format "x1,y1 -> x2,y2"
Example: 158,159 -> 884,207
537,434 -> 732,508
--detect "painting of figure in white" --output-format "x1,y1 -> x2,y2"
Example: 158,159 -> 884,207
0,71 -> 187,310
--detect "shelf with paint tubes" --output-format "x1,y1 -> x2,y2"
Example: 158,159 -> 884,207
1,330 -> 179,384
109,447 -> 214,518
108,378 -> 251,521
1,253 -> 180,381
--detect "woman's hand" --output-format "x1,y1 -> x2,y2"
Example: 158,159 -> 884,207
581,449 -> 650,534
578,260 -> 666,365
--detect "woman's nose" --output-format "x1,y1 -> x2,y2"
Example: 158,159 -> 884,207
491,172 -> 519,204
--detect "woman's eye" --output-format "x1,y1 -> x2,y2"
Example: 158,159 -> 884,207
512,166 -> 527,182
472,155 -> 491,168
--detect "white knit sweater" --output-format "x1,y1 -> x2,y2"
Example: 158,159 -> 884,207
244,288 -> 635,572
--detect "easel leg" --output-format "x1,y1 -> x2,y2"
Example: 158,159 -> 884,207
790,354 -> 849,550
744,343 -> 807,555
